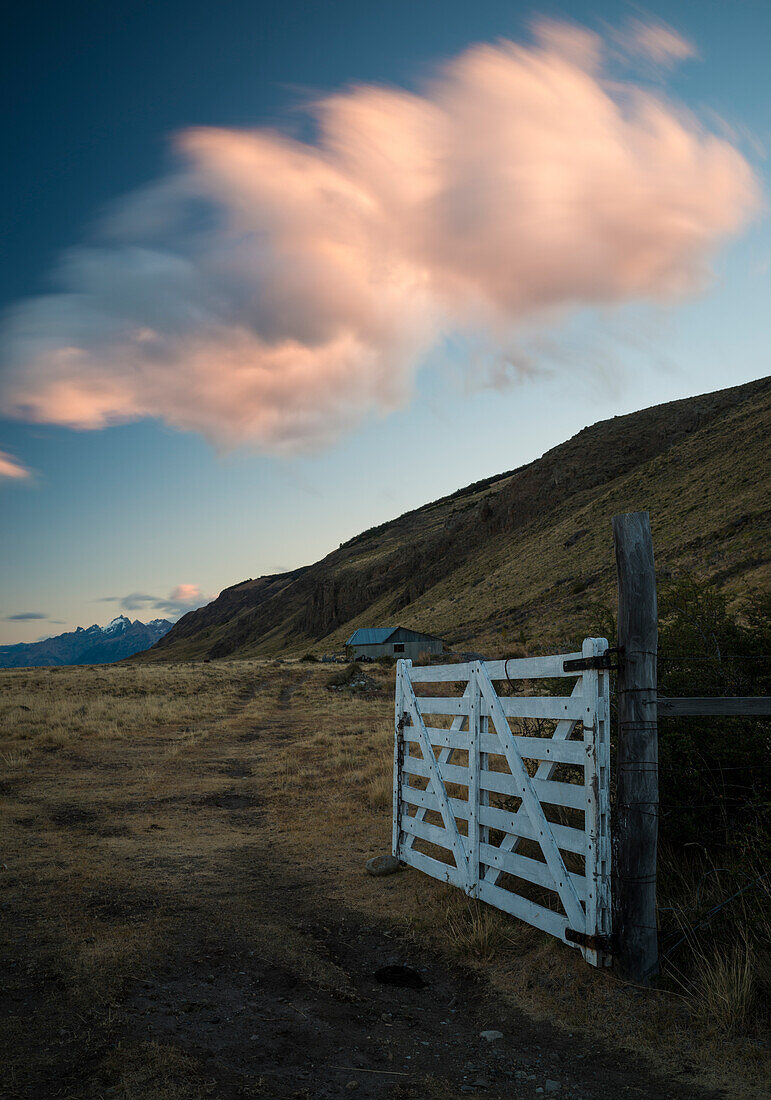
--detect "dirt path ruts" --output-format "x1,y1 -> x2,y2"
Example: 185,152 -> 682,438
111,858 -> 721,1100
0,668 -> 731,1100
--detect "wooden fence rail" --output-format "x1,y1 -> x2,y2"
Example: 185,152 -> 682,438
657,697 -> 771,716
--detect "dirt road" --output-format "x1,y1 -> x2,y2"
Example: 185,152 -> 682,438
2,856 -> 721,1099
0,661 -> 743,1098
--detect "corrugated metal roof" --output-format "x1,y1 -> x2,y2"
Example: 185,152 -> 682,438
346,627 -> 396,646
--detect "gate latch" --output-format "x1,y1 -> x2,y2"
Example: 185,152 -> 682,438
562,648 -> 622,673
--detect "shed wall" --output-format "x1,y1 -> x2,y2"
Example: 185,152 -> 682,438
349,637 -> 443,660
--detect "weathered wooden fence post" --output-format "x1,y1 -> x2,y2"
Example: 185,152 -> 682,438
612,511 -> 659,983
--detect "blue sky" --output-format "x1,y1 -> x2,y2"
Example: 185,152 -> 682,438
1,0 -> 769,643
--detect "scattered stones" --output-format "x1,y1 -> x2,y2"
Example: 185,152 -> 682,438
480,1030 -> 503,1042
365,854 -> 401,877
545,1081 -> 561,1093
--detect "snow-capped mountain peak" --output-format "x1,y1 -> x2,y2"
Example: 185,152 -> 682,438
104,615 -> 131,635
0,615 -> 174,668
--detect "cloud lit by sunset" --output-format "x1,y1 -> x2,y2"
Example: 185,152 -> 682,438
0,20 -> 758,453
0,449 -> 31,480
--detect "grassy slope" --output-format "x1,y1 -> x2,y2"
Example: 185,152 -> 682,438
145,376 -> 770,661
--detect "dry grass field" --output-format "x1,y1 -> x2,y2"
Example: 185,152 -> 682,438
1,659 -> 768,1099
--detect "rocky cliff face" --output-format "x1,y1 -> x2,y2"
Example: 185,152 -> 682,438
142,375 -> 770,661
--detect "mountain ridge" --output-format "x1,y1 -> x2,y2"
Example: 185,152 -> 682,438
143,375 -> 771,661
0,615 -> 173,668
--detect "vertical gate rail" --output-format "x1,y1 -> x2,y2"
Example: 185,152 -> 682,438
392,641 -> 612,966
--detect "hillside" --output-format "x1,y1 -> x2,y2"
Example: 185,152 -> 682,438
146,376 -> 770,661
0,616 -> 172,668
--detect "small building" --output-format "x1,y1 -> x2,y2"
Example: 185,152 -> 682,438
345,626 -> 444,662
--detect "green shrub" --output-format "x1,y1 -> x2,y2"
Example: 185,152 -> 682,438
589,577 -> 769,856
655,579 -> 770,856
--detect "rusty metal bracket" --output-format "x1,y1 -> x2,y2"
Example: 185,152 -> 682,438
563,648 -> 622,673
565,927 -> 614,953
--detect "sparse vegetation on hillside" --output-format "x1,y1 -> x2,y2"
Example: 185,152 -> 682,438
141,376 -> 770,664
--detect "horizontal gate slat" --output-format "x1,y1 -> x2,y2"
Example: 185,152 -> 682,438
407,653 -> 584,683
505,736 -> 585,765
402,786 -> 584,848
479,842 -> 586,901
479,803 -> 586,856
406,728 -> 586,765
400,845 -> 466,888
401,813 -> 461,853
404,756 -> 585,810
401,756 -> 430,778
485,696 -> 589,721
418,727 -> 468,751
479,770 -> 586,810
402,756 -> 469,787
414,695 -> 588,721
401,784 -> 470,820
534,778 -> 586,811
476,878 -> 571,941
414,697 -> 471,716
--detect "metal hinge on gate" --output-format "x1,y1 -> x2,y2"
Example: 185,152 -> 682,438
565,928 -> 614,953
562,648 -> 622,673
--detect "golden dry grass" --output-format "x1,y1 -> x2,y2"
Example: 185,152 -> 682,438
0,658 -> 767,1098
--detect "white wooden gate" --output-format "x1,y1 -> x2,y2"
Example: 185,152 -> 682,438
392,639 -> 612,966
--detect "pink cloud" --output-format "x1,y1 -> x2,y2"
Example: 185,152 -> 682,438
612,17 -> 697,68
0,450 -> 32,480
169,584 -> 205,604
0,22 -> 758,452
117,585 -> 215,618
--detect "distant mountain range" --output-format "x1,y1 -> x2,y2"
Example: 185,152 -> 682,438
142,375 -> 769,661
0,616 -> 173,669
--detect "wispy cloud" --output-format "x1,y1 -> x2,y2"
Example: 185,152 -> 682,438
0,450 -> 32,481
611,16 -> 697,69
0,20 -> 757,452
101,585 -> 214,620
3,611 -> 49,621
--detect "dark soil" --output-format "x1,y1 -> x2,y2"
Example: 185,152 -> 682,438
1,857 -> 725,1100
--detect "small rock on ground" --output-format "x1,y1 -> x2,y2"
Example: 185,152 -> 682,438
365,854 -> 401,877
480,1030 -> 503,1042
